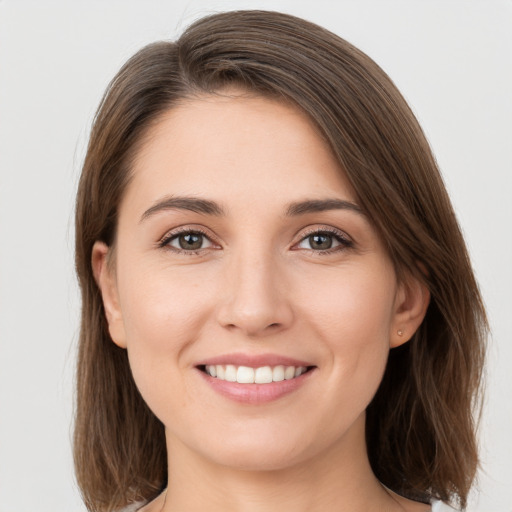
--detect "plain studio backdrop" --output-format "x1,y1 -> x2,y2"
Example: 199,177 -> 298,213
0,1 -> 510,511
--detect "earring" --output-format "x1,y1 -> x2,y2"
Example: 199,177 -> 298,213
397,330 -> 404,336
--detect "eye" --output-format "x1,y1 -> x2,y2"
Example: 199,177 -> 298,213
295,229 -> 352,252
161,230 -> 215,252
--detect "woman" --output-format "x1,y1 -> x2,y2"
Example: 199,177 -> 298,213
74,10 -> 487,512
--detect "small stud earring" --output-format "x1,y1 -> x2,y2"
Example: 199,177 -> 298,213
397,330 -> 403,336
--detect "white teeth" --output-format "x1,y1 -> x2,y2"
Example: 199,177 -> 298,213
236,366 -> 254,384
225,365 -> 237,382
204,364 -> 309,383
272,365 -> 285,382
284,366 -> 295,380
255,366 -> 273,384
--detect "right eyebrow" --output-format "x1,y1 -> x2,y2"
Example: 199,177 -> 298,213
285,198 -> 365,217
140,196 -> 226,223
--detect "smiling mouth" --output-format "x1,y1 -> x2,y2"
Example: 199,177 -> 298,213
198,364 -> 315,384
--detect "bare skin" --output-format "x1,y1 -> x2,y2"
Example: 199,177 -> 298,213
94,90 -> 430,512
139,417 -> 431,512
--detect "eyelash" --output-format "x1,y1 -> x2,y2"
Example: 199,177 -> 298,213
158,227 -> 216,255
158,226 -> 354,255
292,227 -> 354,254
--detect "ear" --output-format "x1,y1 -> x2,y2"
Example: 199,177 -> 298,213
91,241 -> 127,349
390,273 -> 430,348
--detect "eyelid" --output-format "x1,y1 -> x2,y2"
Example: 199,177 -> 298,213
156,224 -> 353,254
291,225 -> 354,251
158,225 -> 221,251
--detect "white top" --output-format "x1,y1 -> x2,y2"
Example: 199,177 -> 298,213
122,499 -> 457,511
432,500 -> 458,511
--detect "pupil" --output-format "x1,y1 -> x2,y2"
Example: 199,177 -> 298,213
310,234 -> 332,250
179,233 -> 202,250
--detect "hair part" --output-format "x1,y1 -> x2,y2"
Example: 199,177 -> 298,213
74,10 -> 487,511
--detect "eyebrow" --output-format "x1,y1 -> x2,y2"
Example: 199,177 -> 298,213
140,196 -> 225,222
140,196 -> 364,223
285,199 -> 364,217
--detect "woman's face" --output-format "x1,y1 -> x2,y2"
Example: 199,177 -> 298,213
95,91 -> 423,471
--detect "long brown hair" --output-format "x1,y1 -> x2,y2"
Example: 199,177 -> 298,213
74,10 -> 487,511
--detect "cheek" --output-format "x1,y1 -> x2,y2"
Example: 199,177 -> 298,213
116,265 -> 217,408
296,266 -> 396,399
300,267 -> 396,345
120,264 -> 213,349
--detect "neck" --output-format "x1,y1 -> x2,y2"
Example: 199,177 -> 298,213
160,414 -> 399,512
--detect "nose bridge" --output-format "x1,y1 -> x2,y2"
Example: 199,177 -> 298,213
217,238 -> 292,336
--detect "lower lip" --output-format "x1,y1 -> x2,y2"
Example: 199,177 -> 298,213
197,368 -> 315,404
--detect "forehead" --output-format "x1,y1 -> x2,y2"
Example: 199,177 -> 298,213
123,91 -> 356,215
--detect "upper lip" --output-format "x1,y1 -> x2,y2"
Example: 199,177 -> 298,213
195,352 -> 314,368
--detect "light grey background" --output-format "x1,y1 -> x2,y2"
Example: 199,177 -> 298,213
0,1 -> 511,511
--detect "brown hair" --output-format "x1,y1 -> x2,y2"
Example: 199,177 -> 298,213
74,10 -> 487,511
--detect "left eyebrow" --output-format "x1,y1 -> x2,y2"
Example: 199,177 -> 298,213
140,196 -> 226,223
285,199 -> 365,217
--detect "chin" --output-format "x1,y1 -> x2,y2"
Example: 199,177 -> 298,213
210,447 -> 306,472
195,427 -> 324,472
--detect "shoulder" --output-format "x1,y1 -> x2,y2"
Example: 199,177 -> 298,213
431,501 -> 459,512
120,491 -> 165,512
118,503 -> 146,512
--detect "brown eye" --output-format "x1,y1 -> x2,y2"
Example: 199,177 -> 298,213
308,234 -> 333,250
295,229 -> 352,252
179,233 -> 203,250
166,231 -> 213,251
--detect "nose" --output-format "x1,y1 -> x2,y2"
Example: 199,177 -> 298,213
216,250 -> 294,338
